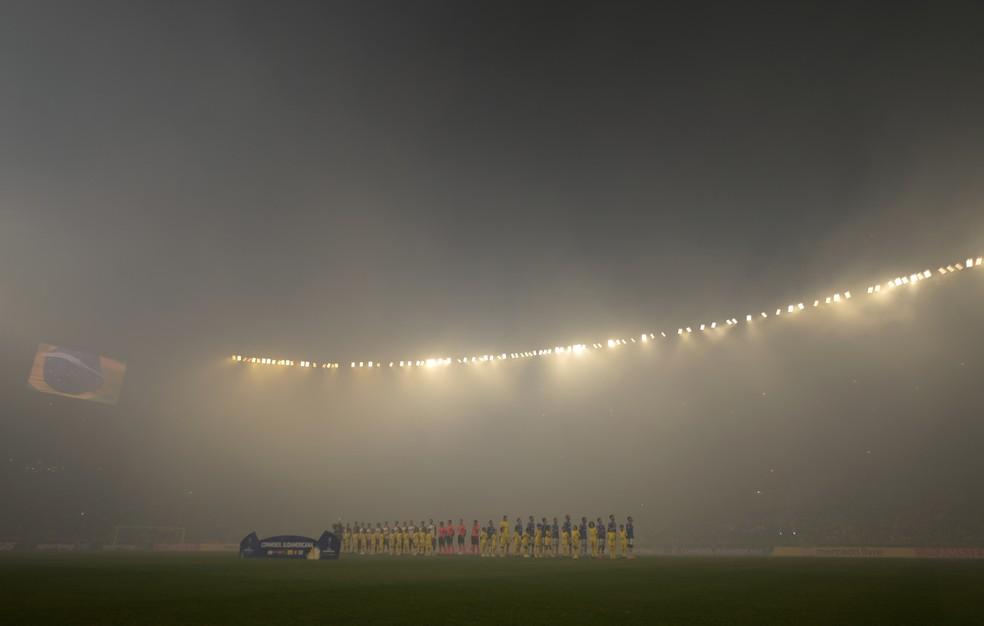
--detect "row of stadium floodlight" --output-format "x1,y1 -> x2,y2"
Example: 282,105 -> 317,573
230,255 -> 983,371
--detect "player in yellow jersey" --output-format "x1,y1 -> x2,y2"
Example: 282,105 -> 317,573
605,515 -> 617,560
497,515 -> 509,557
588,521 -> 598,557
533,522 -> 543,558
618,524 -> 628,558
570,523 -> 581,559
560,526 -> 569,557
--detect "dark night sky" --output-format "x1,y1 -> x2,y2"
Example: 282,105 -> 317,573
1,2 -> 983,542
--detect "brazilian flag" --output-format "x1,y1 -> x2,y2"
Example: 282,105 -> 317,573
28,343 -> 126,405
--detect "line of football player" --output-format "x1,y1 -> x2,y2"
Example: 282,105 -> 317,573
341,515 -> 635,559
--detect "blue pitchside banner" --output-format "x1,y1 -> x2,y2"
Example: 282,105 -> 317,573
240,531 -> 340,559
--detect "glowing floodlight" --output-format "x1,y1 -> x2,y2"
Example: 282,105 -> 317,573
231,252 -> 979,376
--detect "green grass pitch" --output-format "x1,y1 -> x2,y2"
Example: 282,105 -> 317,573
2,553 -> 982,625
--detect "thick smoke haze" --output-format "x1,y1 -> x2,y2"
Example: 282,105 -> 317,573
1,2 -> 983,545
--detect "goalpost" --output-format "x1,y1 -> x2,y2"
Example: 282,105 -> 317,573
110,526 -> 186,549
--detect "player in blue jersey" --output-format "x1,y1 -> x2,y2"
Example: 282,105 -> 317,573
550,517 -> 560,557
579,517 -> 589,557
513,517 -> 523,556
526,516 -> 536,558
483,520 -> 496,557
596,517 -> 606,557
626,516 -> 635,559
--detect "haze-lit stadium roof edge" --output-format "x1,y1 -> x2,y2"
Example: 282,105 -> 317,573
230,255 -> 983,372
